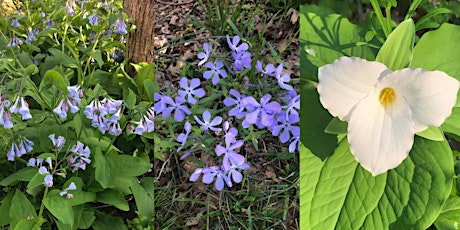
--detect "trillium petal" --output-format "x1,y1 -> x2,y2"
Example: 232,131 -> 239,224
347,92 -> 414,176
318,57 -> 390,120
378,68 -> 459,132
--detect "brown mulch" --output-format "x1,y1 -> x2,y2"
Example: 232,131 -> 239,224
154,1 -> 299,229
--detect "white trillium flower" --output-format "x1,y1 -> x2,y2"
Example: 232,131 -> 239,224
318,57 -> 459,176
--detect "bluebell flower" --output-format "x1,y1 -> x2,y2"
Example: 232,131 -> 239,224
60,182 -> 77,198
69,141 -> 91,172
44,19 -> 55,28
66,0 -> 76,16
10,18 -> 20,27
49,134 -> 65,152
7,37 -> 23,47
194,110 -> 222,132
40,12 -> 45,18
178,77 -> 205,104
7,143 -> 16,161
88,13 -> 99,26
26,29 -> 38,42
10,96 -> 32,120
113,19 -> 127,35
203,60 -> 227,85
0,107 -> 13,129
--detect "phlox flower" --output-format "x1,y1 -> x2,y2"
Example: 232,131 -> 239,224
226,35 -> 248,53
161,96 -> 191,122
177,121 -> 191,152
197,43 -> 212,66
222,157 -> 249,184
232,51 -> 252,71
178,77 -> 205,104
318,56 -> 459,176
203,60 -> 227,85
256,61 -> 276,76
242,94 -> 282,128
223,89 -> 247,118
193,110 -> 222,132
215,139 -> 246,172
271,114 -> 300,144
190,166 -> 232,191
272,63 -> 293,91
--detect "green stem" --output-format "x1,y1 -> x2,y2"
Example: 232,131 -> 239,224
38,186 -> 49,218
385,4 -> 393,35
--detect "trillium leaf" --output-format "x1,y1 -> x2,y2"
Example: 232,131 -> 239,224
300,136 -> 453,229
376,18 -> 415,70
300,5 -> 375,81
410,23 -> 460,108
324,117 -> 347,135
415,126 -> 444,141
434,196 -> 460,229
442,107 -> 460,140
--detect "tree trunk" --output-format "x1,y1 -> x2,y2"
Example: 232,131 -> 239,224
124,0 -> 154,64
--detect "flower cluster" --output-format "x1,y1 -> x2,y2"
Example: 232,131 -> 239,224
54,85 -> 84,119
68,141 -> 91,173
155,35 -> 299,191
131,107 -> 155,135
28,157 -> 54,187
7,137 -> 34,161
84,97 -> 123,135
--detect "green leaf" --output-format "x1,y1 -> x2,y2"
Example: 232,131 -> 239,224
144,79 -> 155,102
73,205 -> 95,229
14,218 -> 38,230
40,68 -> 69,93
415,8 -> 452,31
0,167 -> 37,186
415,126 -> 444,141
9,190 -> 37,229
43,196 -> 74,226
300,136 -> 453,229
376,18 -> 415,70
300,81 -> 337,160
300,4 -> 376,81
442,107 -> 460,140
123,89 -> 136,110
324,117 -> 348,135
90,50 -> 104,67
117,154 -> 151,177
130,177 -> 154,218
434,196 -> 460,229
92,212 -> 127,230
48,48 -> 79,68
410,23 -> 460,108
0,192 -> 14,226
96,189 -> 129,211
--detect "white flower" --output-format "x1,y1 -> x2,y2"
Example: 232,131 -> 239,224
318,57 -> 459,176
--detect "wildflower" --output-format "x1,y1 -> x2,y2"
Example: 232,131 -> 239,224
44,19 -> 55,28
271,114 -> 300,144
68,141 -> 91,172
223,89 -> 247,119
65,0 -> 76,16
26,29 -> 38,42
88,14 -> 99,26
49,134 -> 65,152
59,182 -> 77,198
289,136 -> 300,153
113,19 -> 127,35
203,60 -> 227,85
223,121 -> 238,145
10,96 -> 32,120
197,43 -> 212,66
242,94 -> 282,128
318,56 -> 459,175
7,37 -> 23,47
190,166 -> 232,191
194,110 -> 222,132
53,99 -> 68,118
161,96 -> 191,122
226,35 -> 248,53
222,157 -> 249,184
10,18 -> 20,27
177,121 -> 192,152
232,51 -> 252,71
272,64 -> 293,91
215,139 -> 246,172
256,61 -> 276,76
178,77 -> 205,105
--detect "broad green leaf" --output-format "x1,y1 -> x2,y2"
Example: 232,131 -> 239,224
130,177 -> 154,218
92,211 -> 127,230
0,192 -> 14,226
415,126 -> 444,141
324,117 -> 347,135
144,79 -> 155,102
300,81 -> 337,160
43,196 -> 74,226
90,50 -> 104,67
40,68 -> 69,93
73,205 -> 95,229
134,63 -> 154,98
376,18 -> 415,70
14,218 -> 38,230
434,196 -> 460,229
123,89 -> 136,110
410,23 -> 460,107
300,5 -> 375,81
0,167 -> 37,186
96,189 -> 129,211
9,190 -> 37,229
48,48 -> 79,68
442,107 -> 460,140
415,8 -> 452,31
301,136 -> 453,229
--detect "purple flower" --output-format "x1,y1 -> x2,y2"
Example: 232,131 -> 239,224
44,19 -> 55,28
215,139 -> 246,172
271,114 -> 300,144
7,143 -> 16,161
49,134 -> 65,152
10,96 -> 32,120
68,141 -> 91,172
197,43 -> 212,66
223,121 -> 238,145
26,29 -> 38,42
177,121 -> 191,152
242,94 -> 282,128
232,51 -> 251,71
66,0 -> 76,16
203,61 -> 227,85
178,77 -> 205,104
0,107 -> 13,129
10,18 -> 20,27
190,166 -> 232,191
88,14 -> 99,26
44,174 -> 53,187
272,64 -> 293,91
289,136 -> 300,153
222,157 -> 249,184
7,37 -> 23,47
194,110 -> 222,132
59,182 -> 77,198
54,99 -> 68,118
256,61 -> 276,76
226,35 -> 248,53
161,96 -> 191,122
113,19 -> 127,35
283,93 -> 300,118
223,89 -> 246,119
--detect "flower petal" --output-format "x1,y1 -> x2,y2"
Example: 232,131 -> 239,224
318,57 -> 390,120
347,91 -> 414,176
378,68 -> 459,132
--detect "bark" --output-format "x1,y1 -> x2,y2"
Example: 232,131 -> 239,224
124,0 -> 154,64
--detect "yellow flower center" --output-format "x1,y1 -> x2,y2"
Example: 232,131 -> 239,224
379,87 -> 395,107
